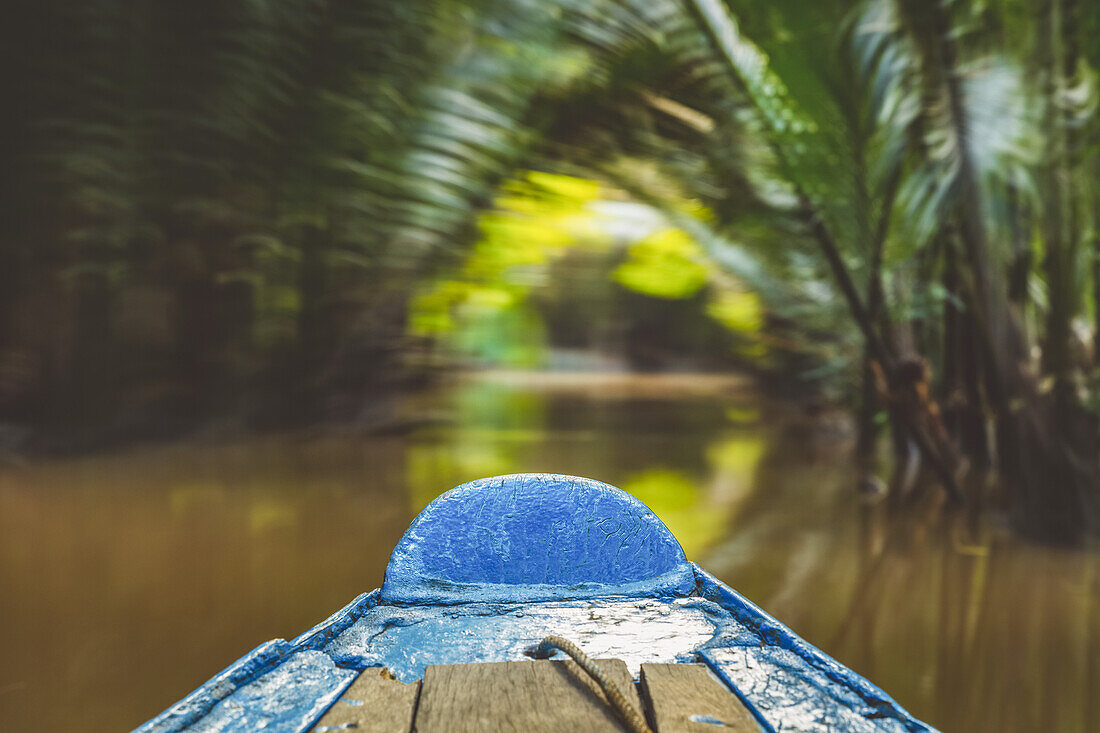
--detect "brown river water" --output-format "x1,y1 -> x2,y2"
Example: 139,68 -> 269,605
0,373 -> 1096,732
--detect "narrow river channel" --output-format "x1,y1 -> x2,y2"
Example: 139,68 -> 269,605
0,374 -> 1096,732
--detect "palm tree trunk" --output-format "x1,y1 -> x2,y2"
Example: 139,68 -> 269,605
942,236 -> 961,439
852,121 -> 880,465
1093,224 -> 1100,365
1039,0 -> 1078,414
1006,184 -> 1031,310
799,199 -> 963,501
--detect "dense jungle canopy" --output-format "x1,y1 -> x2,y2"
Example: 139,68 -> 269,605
2,0 -> 1099,543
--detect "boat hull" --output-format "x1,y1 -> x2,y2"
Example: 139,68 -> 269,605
135,474 -> 938,733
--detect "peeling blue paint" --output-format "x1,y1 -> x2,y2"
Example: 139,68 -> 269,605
135,592 -> 382,733
187,651 -> 356,733
324,596 -> 734,681
134,473 -> 939,733
693,568 -> 936,733
381,473 -> 696,603
702,646 -> 912,733
291,591 -> 381,651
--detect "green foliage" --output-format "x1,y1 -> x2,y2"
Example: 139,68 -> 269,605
707,290 -> 764,334
613,229 -> 709,299
408,170 -> 608,365
2,0 -> 1098,527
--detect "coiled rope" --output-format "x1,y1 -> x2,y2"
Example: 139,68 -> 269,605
530,635 -> 653,733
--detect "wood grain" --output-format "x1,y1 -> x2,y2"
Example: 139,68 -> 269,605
310,667 -> 420,733
639,663 -> 760,732
413,658 -> 643,732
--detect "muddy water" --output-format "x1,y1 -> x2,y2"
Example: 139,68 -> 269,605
0,374 -> 1096,732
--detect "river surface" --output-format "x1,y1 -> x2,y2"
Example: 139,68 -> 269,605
0,373 -> 1096,732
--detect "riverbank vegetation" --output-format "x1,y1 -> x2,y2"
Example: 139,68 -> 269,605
3,0 -> 1099,542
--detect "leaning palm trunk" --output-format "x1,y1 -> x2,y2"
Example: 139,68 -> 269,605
688,0 -> 967,501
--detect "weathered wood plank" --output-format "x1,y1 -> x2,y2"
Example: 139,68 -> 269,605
414,659 -> 643,732
640,663 -> 760,732
310,667 -> 419,733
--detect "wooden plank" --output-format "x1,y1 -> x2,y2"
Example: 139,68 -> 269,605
414,659 -> 643,732
310,667 -> 420,733
640,663 -> 761,732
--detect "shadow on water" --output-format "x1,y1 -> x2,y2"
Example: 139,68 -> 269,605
0,374 -> 1096,732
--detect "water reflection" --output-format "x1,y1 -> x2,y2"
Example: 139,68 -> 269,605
405,376 -> 763,557
0,374 -> 1096,732
703,427 -> 1100,733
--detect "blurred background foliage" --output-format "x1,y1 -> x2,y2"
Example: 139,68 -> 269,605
1,0 -> 1099,543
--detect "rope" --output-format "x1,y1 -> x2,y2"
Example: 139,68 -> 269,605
530,635 -> 653,733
